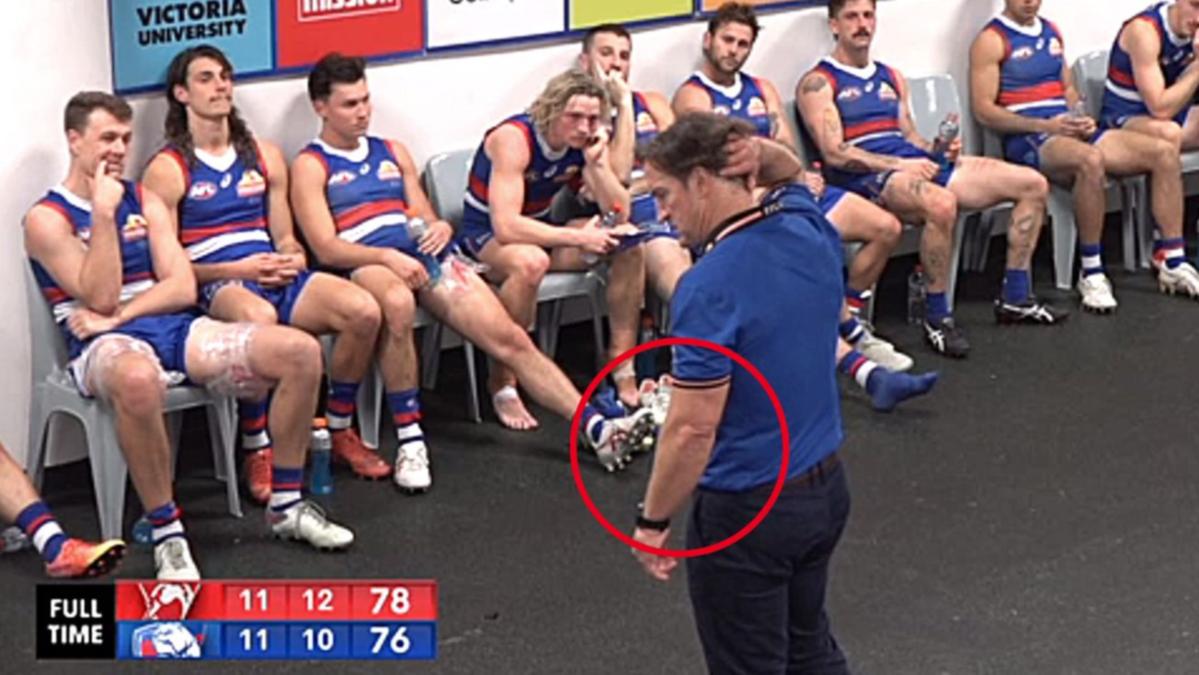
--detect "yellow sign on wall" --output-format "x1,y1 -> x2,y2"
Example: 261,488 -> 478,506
570,0 -> 693,30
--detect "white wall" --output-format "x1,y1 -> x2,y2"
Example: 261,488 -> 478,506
1,0 -> 1148,467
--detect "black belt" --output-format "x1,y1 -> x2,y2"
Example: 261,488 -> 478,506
788,452 -> 840,489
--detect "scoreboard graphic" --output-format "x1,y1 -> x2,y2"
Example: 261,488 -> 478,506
37,579 -> 437,661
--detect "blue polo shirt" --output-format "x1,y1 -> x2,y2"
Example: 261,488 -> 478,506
670,183 -> 844,493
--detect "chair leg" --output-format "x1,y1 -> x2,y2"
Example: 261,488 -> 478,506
1134,177 -> 1153,269
537,300 -> 563,359
85,405 -> 128,540
166,411 -> 183,478
421,322 -> 443,391
588,286 -> 606,373
947,213 -> 967,312
463,342 -> 482,424
1048,187 -> 1077,291
27,394 -> 51,491
207,398 -> 242,518
358,364 -> 382,450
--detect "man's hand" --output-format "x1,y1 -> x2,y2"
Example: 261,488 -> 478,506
383,249 -> 430,290
584,127 -> 611,166
67,307 -> 122,340
277,250 -> 308,274
574,215 -> 619,254
720,134 -> 761,185
1044,113 -> 1095,140
801,167 -> 826,198
418,219 -> 454,256
945,136 -> 963,164
595,64 -> 632,106
897,157 -> 941,181
92,161 -> 125,217
631,527 -> 678,582
236,253 -> 292,287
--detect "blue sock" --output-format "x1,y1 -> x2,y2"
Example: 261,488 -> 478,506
1155,237 -> 1186,269
837,350 -> 879,394
582,404 -> 605,443
868,370 -> 941,413
1003,269 -> 1030,304
326,380 -> 360,431
926,292 -> 950,323
147,501 -> 185,546
838,317 -> 865,344
1079,243 -> 1104,278
238,398 -> 270,450
268,467 -> 304,513
16,501 -> 66,563
387,388 -> 424,445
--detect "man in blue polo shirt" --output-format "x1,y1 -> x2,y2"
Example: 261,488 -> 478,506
631,113 -> 933,673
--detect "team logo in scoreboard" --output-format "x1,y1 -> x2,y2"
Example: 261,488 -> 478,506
298,0 -> 402,23
138,582 -> 201,621
131,622 -> 206,659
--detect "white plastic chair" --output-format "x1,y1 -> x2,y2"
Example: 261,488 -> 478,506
24,265 -> 240,540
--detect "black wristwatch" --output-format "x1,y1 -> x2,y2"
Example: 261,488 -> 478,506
635,502 -> 671,532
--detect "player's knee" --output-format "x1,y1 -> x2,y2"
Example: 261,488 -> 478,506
1076,149 -> 1106,187
1153,138 -> 1182,171
108,360 -> 166,417
1021,169 -> 1050,202
241,303 -> 279,326
275,329 -> 322,380
380,285 -> 417,333
928,190 -> 958,227
343,288 -> 383,336
875,212 -> 903,244
510,249 -> 550,286
1157,122 -> 1183,149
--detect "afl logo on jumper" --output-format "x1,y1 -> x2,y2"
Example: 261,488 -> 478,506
188,181 -> 218,201
713,105 -> 731,116
1049,37 -> 1063,57
328,170 -> 358,186
837,87 -> 863,102
236,170 -> 266,198
1011,46 -> 1035,61
747,97 -> 767,116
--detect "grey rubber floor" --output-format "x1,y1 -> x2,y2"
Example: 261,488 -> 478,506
3,222 -> 1199,674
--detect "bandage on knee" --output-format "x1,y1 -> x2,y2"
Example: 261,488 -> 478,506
72,334 -> 178,400
188,318 -> 273,400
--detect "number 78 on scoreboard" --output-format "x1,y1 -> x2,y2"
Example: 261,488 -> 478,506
35,579 -> 438,661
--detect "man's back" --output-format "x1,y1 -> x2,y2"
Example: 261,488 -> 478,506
671,184 -> 844,492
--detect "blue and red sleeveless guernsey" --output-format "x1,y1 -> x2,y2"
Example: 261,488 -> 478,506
1103,1 -> 1196,127
460,113 -> 585,253
157,145 -> 274,263
986,14 -> 1069,120
28,182 -> 195,365
629,92 -> 665,226
809,57 -> 946,196
299,136 -> 420,254
680,71 -> 772,138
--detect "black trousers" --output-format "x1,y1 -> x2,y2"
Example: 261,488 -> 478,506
686,461 -> 851,675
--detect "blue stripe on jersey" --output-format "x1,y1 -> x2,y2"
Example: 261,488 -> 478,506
1102,1 -> 1195,125
302,136 -> 417,254
681,72 -> 772,138
987,15 -> 1069,120
162,146 -> 275,264
460,113 -> 586,239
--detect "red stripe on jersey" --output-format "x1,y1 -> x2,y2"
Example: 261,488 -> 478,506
844,118 -> 900,140
468,173 -> 490,203
998,81 -> 1066,106
179,218 -> 268,244
1108,67 -> 1135,88
333,199 -> 408,231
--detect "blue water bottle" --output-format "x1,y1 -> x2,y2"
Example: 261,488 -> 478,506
131,516 -> 153,547
309,418 -> 333,495
406,217 -> 443,287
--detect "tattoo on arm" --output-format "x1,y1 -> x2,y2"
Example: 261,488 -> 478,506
801,76 -> 828,95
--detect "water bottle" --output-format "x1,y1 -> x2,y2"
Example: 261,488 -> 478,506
309,419 -> 333,496
583,205 -> 625,264
907,265 -> 928,325
0,526 -> 30,554
1070,94 -> 1089,120
132,516 -> 154,547
405,217 -> 443,288
634,311 -> 658,380
930,115 -> 960,170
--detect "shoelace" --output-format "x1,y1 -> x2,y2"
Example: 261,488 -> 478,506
295,500 -> 331,527
398,444 -> 428,469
